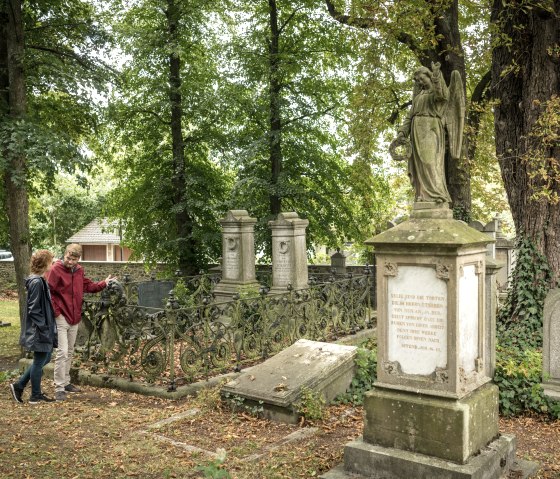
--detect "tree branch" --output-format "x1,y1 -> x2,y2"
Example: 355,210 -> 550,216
279,7 -> 304,34
284,104 -> 338,127
324,0 -> 374,28
132,109 -> 171,125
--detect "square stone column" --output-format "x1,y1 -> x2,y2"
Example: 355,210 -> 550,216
542,289 -> 560,401
268,212 -> 309,294
326,205 -> 520,479
212,210 -> 260,302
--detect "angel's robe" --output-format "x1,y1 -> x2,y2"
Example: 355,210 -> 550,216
399,71 -> 452,204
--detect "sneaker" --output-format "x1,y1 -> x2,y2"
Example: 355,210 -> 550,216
29,393 -> 55,404
55,391 -> 67,402
64,384 -> 81,393
9,383 -> 24,404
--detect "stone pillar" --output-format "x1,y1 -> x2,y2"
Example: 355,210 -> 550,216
542,289 -> 560,401
330,250 -> 347,276
324,203 -> 519,479
493,216 -> 515,292
485,259 -> 502,379
269,212 -> 309,293
212,210 -> 259,302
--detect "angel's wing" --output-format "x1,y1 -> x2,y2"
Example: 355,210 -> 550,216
445,70 -> 465,161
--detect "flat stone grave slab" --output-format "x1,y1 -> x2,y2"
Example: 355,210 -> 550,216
222,339 -> 357,423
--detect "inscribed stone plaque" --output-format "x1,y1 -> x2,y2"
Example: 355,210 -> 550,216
273,239 -> 292,286
387,265 -> 447,376
459,265 -> 479,374
137,281 -> 174,309
223,236 -> 241,281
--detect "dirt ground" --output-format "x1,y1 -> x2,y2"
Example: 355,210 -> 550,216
0,381 -> 558,479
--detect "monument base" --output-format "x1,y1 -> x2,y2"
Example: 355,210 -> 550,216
212,280 -> 261,304
542,379 -> 560,401
320,434 -> 518,479
363,383 -> 499,464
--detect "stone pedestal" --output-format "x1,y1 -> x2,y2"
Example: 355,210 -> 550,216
485,259 -> 502,379
212,210 -> 259,302
323,203 -> 522,479
268,212 -> 309,294
542,289 -> 560,401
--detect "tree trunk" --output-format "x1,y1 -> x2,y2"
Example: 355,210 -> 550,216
165,0 -> 197,275
431,0 -> 471,221
1,0 -> 31,328
268,0 -> 283,217
491,0 -> 560,281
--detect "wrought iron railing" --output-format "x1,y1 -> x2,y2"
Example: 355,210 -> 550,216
79,270 -> 375,390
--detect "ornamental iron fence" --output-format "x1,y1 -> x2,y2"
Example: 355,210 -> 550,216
79,268 -> 375,390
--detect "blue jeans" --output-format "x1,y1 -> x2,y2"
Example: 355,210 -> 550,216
16,351 -> 52,398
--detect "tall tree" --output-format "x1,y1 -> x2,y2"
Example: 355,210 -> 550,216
491,0 -> 560,280
105,0 -> 231,273
1,0 -> 30,323
226,0 -> 392,254
1,0 -> 112,324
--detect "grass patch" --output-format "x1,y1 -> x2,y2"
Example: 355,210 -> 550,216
0,299 -> 21,370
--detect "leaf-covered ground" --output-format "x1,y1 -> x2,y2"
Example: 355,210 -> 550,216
1,297 -> 558,478
0,382 -> 559,479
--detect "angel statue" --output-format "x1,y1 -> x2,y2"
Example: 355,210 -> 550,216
390,62 -> 465,205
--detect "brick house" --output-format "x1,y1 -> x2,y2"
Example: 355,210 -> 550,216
67,218 -> 132,262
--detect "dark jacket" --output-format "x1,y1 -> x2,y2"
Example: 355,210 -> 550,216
47,260 -> 106,325
20,275 -> 57,352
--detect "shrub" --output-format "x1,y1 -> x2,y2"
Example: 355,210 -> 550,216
335,341 -> 377,406
494,346 -> 560,419
293,386 -> 327,421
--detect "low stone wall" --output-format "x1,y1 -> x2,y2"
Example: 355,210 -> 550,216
0,261 -> 168,290
0,262 -> 372,291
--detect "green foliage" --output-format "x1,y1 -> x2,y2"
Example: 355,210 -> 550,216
173,280 -> 196,309
494,346 -> 560,419
497,235 -> 554,350
224,0 -> 394,256
28,175 -> 107,253
222,392 -> 264,418
103,0 -> 232,270
195,456 -> 231,479
335,341 -> 377,406
293,386 -> 327,421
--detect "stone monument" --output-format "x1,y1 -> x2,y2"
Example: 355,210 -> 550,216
212,210 -> 260,302
268,212 -> 309,294
322,63 -> 523,479
330,250 -> 347,276
542,288 -> 560,401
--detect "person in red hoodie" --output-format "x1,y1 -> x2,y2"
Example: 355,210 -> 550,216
48,243 -> 115,401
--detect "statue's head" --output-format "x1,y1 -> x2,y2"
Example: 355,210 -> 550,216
412,66 -> 433,96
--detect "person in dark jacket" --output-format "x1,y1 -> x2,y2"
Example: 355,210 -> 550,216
10,250 -> 57,404
47,243 -> 114,401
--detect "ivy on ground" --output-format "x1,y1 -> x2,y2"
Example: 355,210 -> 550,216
494,234 -> 559,419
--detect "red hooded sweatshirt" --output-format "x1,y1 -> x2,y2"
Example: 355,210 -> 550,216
47,260 -> 107,325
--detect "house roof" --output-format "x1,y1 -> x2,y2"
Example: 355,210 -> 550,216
67,218 -> 122,244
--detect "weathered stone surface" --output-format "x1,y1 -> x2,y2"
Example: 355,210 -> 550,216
542,288 -> 560,401
362,383 -> 499,464
336,434 -> 517,479
485,259 -> 502,379
213,210 -> 259,302
221,339 -> 356,423
367,217 -> 492,399
268,212 -> 309,293
137,280 -> 175,309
